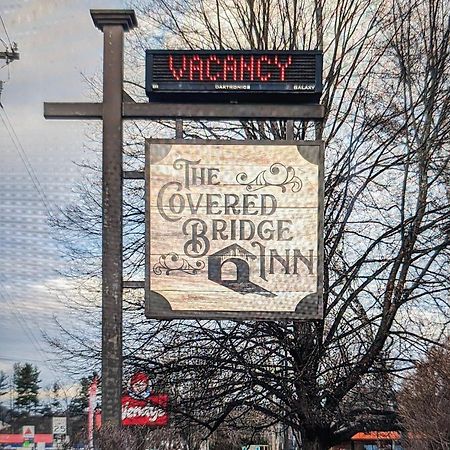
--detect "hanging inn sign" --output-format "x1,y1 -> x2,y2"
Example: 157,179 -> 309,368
146,140 -> 324,320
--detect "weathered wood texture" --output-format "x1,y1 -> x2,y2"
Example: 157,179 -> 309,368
43,102 -> 325,120
146,141 -> 323,320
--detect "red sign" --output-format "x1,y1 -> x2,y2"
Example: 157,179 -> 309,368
121,371 -> 168,426
92,372 -> 169,427
121,393 -> 168,426
146,50 -> 323,103
167,54 -> 293,82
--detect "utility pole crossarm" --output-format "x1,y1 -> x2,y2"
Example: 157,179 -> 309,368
0,50 -> 19,61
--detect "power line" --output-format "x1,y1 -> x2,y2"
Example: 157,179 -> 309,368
0,14 -> 19,70
0,283 -> 63,378
0,283 -> 51,370
0,64 -> 11,84
0,356 -> 46,364
0,14 -> 12,48
0,106 -> 54,217
0,105 -> 80,379
0,107 -> 57,372
0,109 -> 69,378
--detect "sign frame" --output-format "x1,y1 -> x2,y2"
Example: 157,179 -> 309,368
145,50 -> 323,103
22,425 -> 35,440
121,371 -> 169,426
52,417 -> 67,435
145,139 -> 324,321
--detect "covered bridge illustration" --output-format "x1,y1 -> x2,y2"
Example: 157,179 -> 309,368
208,243 -> 275,297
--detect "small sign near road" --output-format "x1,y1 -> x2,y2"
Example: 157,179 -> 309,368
22,425 -> 35,440
52,416 -> 67,435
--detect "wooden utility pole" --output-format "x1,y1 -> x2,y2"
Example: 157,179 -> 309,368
0,48 -> 19,100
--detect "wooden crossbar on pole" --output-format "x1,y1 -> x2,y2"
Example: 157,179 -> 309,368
44,102 -> 325,121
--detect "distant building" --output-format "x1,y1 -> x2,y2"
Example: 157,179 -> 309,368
0,433 -> 53,448
331,431 -> 402,450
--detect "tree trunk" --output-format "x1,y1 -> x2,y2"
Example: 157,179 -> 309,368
300,429 -> 330,450
302,439 -> 329,450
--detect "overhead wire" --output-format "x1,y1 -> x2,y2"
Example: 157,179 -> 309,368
0,13 -> 47,372
0,281 -> 54,373
0,13 -> 15,84
0,105 -> 54,217
0,64 -> 11,85
0,355 -> 48,364
0,12 -> 94,394
0,76 -> 59,377
0,14 -> 13,48
0,12 -> 78,390
0,275 -> 65,377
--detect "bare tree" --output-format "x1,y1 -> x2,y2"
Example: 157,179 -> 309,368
48,0 -> 450,449
398,341 -> 450,450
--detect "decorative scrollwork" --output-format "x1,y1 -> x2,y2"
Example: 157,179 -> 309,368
153,253 -> 205,275
236,163 -> 302,193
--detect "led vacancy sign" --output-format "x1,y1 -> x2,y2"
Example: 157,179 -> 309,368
145,140 -> 324,320
145,50 -> 323,103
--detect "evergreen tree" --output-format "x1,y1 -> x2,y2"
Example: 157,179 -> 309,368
0,371 -> 8,415
50,381 -> 61,412
0,371 -> 8,397
68,376 -> 91,415
13,363 -> 40,413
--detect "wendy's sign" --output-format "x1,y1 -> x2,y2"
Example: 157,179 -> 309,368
121,372 -> 168,426
145,50 -> 322,103
145,140 -> 324,320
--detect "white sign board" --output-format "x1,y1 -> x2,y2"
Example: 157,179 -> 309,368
52,416 -> 67,435
22,425 -> 35,440
146,140 -> 323,320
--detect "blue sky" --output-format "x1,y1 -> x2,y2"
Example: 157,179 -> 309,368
0,0 -> 126,391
